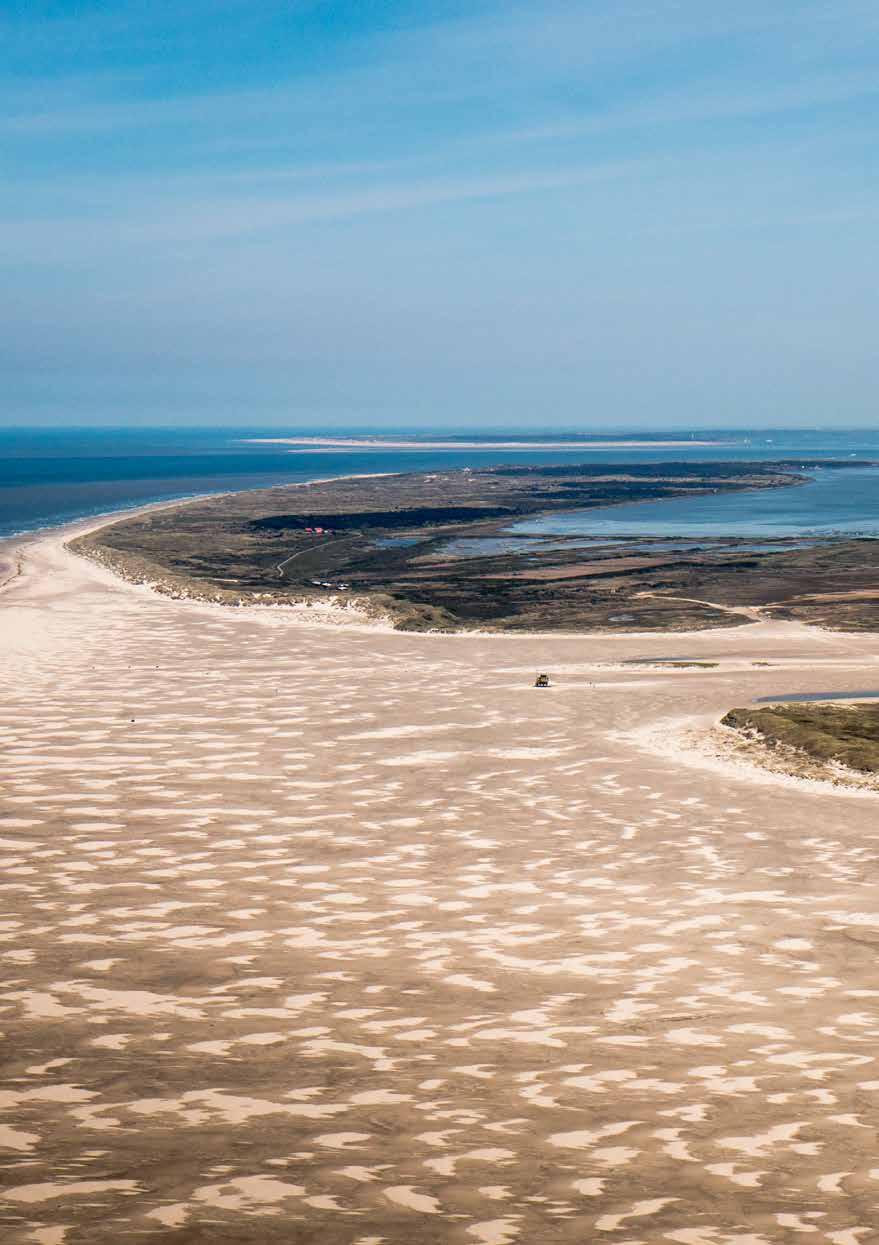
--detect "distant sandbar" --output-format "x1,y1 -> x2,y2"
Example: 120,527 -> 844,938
246,436 -> 725,451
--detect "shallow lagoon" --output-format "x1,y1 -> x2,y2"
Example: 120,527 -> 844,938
438,535 -> 820,558
511,465 -> 879,539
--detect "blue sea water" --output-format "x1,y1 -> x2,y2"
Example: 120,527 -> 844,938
513,461 -> 879,540
1,426 -> 877,542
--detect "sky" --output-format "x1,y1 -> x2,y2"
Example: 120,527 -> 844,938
3,0 -> 878,429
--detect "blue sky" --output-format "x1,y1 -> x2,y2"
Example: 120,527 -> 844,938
3,0 -> 878,427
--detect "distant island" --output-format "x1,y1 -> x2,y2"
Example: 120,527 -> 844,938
70,458 -> 879,633
247,436 -> 726,450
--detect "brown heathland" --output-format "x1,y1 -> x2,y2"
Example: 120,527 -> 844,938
68,461 -> 879,633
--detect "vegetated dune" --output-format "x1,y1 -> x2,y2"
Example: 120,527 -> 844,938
722,702 -> 879,774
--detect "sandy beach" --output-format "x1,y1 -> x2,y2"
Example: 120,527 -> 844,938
2,513 -> 879,1245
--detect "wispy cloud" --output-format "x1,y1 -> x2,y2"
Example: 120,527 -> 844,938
5,0 -> 877,145
0,156 -> 657,260
504,72 -> 879,144
3,0 -> 878,423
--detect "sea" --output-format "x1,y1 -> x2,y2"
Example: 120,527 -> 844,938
1,426 -> 878,544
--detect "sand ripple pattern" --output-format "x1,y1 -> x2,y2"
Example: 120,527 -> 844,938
2,532 -> 879,1243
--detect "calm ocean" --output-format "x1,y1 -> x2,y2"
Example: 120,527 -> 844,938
1,427 -> 878,542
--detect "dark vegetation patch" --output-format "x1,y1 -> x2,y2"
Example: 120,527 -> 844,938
251,506 -> 516,532
492,460 -> 861,479
629,660 -> 719,668
722,703 -> 879,773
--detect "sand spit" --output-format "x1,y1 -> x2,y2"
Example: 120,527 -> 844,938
55,477 -> 403,632
2,515 -> 879,1243
621,717 -> 879,799
247,437 -> 724,450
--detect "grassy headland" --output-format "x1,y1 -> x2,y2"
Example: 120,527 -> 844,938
722,702 -> 879,776
68,460 -> 879,633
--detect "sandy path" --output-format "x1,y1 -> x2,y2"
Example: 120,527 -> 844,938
632,589 -> 767,622
2,519 -> 879,1244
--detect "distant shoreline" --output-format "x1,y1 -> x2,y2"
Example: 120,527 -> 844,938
246,436 -> 727,451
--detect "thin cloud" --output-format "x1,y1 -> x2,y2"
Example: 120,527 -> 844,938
504,72 -> 879,144
6,0 -> 877,142
0,156 -> 655,258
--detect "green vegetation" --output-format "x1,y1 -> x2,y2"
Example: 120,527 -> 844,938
722,703 -> 879,774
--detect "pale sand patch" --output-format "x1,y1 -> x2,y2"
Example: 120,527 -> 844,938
0,1123 -> 41,1151
6,1180 -> 140,1203
549,1121 -> 642,1149
28,1229 -> 69,1245
193,1174 -> 305,1211
125,1089 -> 347,1126
315,1133 -> 373,1149
378,750 -> 462,766
89,1034 -> 130,1050
336,1165 -> 391,1183
147,1204 -> 190,1228
595,1196 -> 678,1231
383,1185 -> 441,1213
466,1216 -> 522,1244
25,1059 -> 73,1076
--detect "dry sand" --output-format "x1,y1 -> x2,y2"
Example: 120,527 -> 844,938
2,512 -> 879,1244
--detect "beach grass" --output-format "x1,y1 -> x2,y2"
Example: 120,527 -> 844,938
722,702 -> 879,773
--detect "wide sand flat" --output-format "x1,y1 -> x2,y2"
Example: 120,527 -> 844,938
2,520 -> 879,1244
